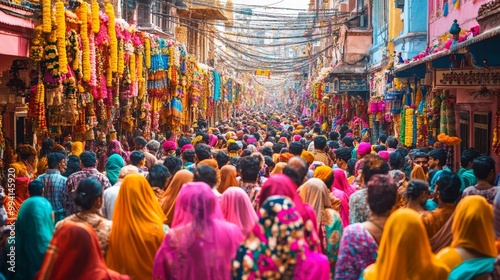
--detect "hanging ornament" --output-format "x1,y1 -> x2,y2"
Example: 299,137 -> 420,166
56,0 -> 67,74
105,2 -> 117,73
91,0 -> 100,33
42,0 -> 52,33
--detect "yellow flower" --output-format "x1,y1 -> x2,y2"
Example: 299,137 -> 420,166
130,53 -> 136,82
91,0 -> 100,33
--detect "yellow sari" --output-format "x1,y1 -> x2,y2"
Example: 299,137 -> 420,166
106,174 -> 166,279
436,195 -> 496,270
363,209 -> 449,280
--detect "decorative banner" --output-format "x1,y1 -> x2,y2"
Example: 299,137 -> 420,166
255,69 -> 271,79
338,79 -> 369,91
434,68 -> 500,88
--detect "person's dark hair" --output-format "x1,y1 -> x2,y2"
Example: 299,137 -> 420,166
63,155 -> 81,177
386,136 -> 398,149
460,148 -> 481,168
177,137 -> 191,149
429,149 -> 447,167
374,145 -> 386,153
64,141 -> 73,152
389,152 -> 406,170
419,147 -> 433,154
74,178 -> 103,211
272,142 -> 285,154
147,164 -> 169,189
227,142 -> 240,152
200,133 -> 209,143
313,126 -> 321,134
182,149 -> 196,163
240,149 -> 252,157
134,136 -> 147,149
264,156 -> 275,168
413,151 -> 429,161
347,158 -> 358,177
378,134 -> 388,144
164,131 -> 173,140
215,151 -> 230,169
163,156 -> 182,176
395,147 -> 409,158
327,140 -> 340,149
47,152 -> 66,169
283,157 -> 308,187
362,154 -> 390,184
313,136 -> 327,150
367,174 -> 397,214
335,147 -> 352,163
80,151 -> 97,168
28,180 -> 44,196
130,151 -> 145,166
405,180 -> 430,201
436,171 -> 461,203
259,146 -> 273,157
238,156 -> 260,182
195,144 -> 211,161
472,156 -> 496,180
252,132 -> 261,141
280,148 -> 289,154
289,141 -> 303,156
40,139 -> 55,159
230,156 -> 240,167
194,164 -> 218,188
329,131 -> 340,141
342,136 -> 354,148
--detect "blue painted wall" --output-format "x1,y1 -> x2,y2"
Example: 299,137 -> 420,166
394,0 -> 428,60
370,0 -> 388,65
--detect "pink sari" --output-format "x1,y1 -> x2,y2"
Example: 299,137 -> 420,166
332,169 -> 352,228
220,187 -> 258,237
153,182 -> 243,280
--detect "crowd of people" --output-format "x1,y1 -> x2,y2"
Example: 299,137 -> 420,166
4,112 -> 500,279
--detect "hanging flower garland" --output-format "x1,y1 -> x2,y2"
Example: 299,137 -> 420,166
130,53 -> 136,82
493,111 -> 500,156
105,2 -> 117,73
56,0 -> 68,74
42,0 -> 52,33
44,32 -> 60,80
79,3 -> 91,82
117,40 -> 125,75
145,37 -> 151,69
91,0 -> 100,33
30,26 -> 44,63
37,82 -> 47,131
437,133 -> 461,145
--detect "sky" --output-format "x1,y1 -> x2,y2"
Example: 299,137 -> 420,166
225,0 -> 310,15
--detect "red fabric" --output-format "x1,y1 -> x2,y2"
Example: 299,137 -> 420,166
36,221 -> 129,280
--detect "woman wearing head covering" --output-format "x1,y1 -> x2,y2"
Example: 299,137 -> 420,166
15,196 -> 54,280
105,154 -> 125,186
106,174 -> 167,279
314,167 -> 349,228
218,165 -> 238,193
36,221 -> 129,280
161,170 -> 194,226
259,174 -> 321,252
37,138 -> 54,176
6,144 -> 37,223
153,182 -> 243,280
56,178 -> 112,257
436,196 -> 496,278
233,196 -> 330,280
97,140 -> 129,172
220,187 -> 258,237
299,178 -> 343,275
69,141 -> 84,157
333,168 -> 357,197
270,162 -> 287,175
362,209 -> 449,280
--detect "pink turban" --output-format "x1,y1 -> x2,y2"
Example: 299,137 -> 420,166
378,151 -> 390,162
181,144 -> 194,153
247,137 -> 257,144
293,135 -> 302,142
162,141 -> 177,152
357,142 -> 372,157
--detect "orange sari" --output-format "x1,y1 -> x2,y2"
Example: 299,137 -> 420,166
161,170 -> 193,225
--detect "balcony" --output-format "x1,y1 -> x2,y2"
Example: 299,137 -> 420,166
137,1 -> 175,37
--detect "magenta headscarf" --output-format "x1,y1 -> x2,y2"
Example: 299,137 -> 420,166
208,134 -> 218,147
153,182 -> 243,280
332,169 -> 354,228
333,169 -> 356,197
220,187 -> 258,237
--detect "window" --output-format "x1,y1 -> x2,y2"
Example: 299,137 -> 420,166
459,111 -> 469,153
377,0 -> 389,29
473,112 -> 491,155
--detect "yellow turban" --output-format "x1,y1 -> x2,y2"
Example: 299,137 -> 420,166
301,151 -> 315,165
314,166 -> 333,182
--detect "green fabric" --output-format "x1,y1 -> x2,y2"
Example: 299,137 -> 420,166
325,211 -> 343,275
460,168 -> 477,192
106,154 -> 125,185
449,257 -> 495,280
14,196 -> 54,280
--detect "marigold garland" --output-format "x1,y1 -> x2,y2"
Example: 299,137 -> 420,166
117,40 -> 124,75
91,0 -> 100,33
56,0 -> 68,74
80,4 -> 91,82
105,3 -> 117,72
106,67 -> 112,87
130,53 -> 136,82
404,108 -> 414,147
145,37 -> 151,69
137,52 -> 143,80
437,133 -> 462,145
42,0 -> 52,33
493,112 -> 500,155
168,46 -> 174,80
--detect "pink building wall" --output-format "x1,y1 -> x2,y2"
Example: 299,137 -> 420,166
428,0 -> 489,44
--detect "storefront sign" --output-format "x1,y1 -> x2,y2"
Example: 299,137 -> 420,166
338,79 -> 368,91
435,68 -> 500,88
